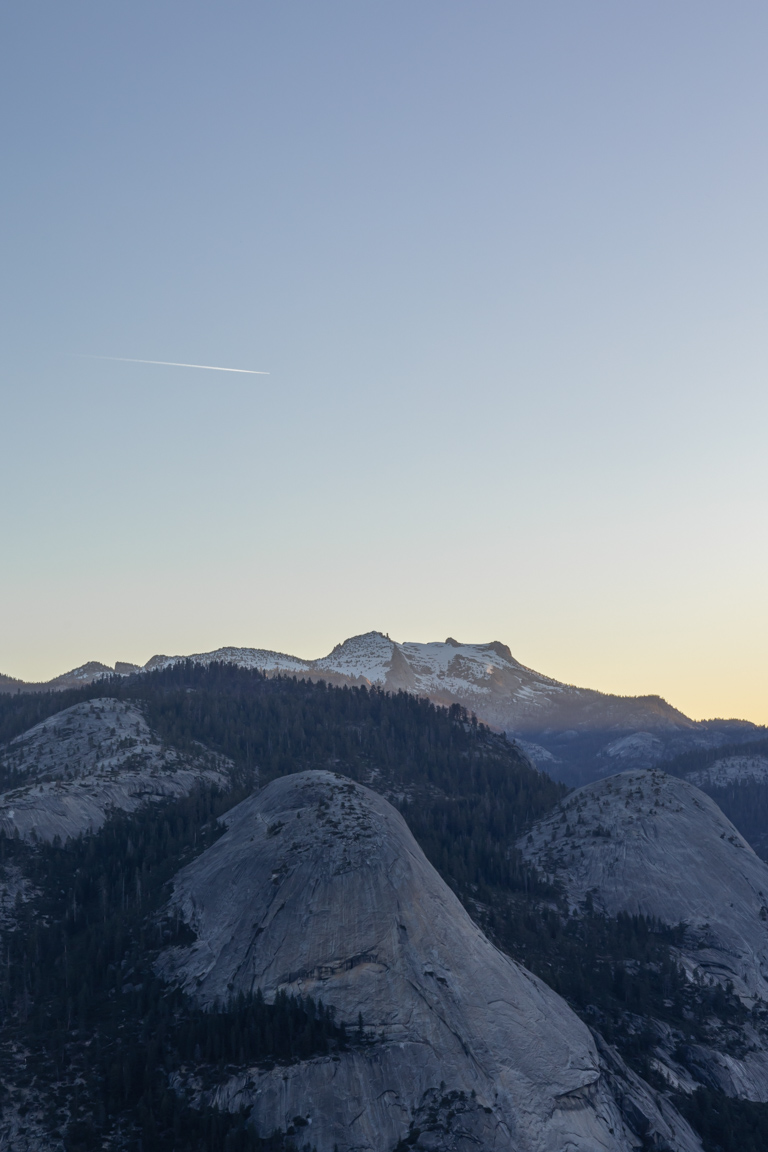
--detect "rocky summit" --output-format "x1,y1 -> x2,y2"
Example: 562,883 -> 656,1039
159,770 -> 701,1152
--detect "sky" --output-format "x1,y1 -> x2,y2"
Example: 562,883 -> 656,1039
1,2 -> 767,723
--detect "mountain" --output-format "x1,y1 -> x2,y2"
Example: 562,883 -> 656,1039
3,633 -> 760,785
0,665 -> 765,1149
0,697 -> 233,843
519,768 -> 768,1101
145,633 -> 765,782
159,769 -> 701,1152
144,631 -> 695,728
661,737 -> 768,867
0,660 -> 128,694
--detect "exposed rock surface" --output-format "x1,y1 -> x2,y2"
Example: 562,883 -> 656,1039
519,769 -> 768,1003
0,660 -> 117,694
148,632 -> 698,734
160,770 -> 701,1152
0,698 -> 232,843
598,732 -> 667,766
686,755 -> 768,790
519,769 -> 768,1101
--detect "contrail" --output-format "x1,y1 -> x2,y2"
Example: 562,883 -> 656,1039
70,355 -> 269,375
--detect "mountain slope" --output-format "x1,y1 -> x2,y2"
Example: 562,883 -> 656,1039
159,770 -> 701,1152
0,698 -> 233,843
519,769 -> 768,1001
519,768 -> 768,1101
150,631 -> 695,732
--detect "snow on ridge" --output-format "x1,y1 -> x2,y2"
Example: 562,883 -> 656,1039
67,662 -> 112,680
148,647 -> 311,675
399,639 -> 511,676
172,633 -> 534,692
312,633 -> 537,695
313,631 -> 394,682
33,632 -> 541,696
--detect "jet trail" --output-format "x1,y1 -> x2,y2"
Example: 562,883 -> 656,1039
71,355 -> 269,375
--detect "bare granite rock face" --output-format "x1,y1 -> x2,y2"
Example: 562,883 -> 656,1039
0,698 -> 232,843
519,769 -> 768,1004
160,770 -> 701,1152
519,768 -> 768,1102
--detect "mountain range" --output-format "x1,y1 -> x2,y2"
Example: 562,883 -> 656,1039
1,659 -> 767,1149
3,631 -> 761,784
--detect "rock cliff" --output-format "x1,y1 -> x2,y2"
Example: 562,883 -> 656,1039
137,633 -> 765,781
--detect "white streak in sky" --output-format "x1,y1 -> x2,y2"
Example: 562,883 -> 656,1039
71,355 -> 269,375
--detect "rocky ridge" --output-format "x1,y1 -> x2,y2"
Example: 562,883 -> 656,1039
519,770 -> 768,1001
142,632 -> 698,736
159,770 -> 701,1152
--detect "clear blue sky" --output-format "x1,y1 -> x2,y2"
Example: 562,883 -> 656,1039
2,2 -> 767,721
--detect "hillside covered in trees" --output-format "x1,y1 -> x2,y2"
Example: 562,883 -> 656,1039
1,664 -> 766,1150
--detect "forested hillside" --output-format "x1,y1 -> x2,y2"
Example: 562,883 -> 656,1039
1,665 -> 767,1150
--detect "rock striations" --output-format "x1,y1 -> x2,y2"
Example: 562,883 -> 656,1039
0,698 -> 232,843
160,770 -> 701,1152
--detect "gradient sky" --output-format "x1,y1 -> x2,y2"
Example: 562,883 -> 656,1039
1,2 -> 767,723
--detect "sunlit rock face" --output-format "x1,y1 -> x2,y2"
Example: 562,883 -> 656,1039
0,698 -> 232,843
520,768 -> 768,1004
160,770 -> 701,1152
